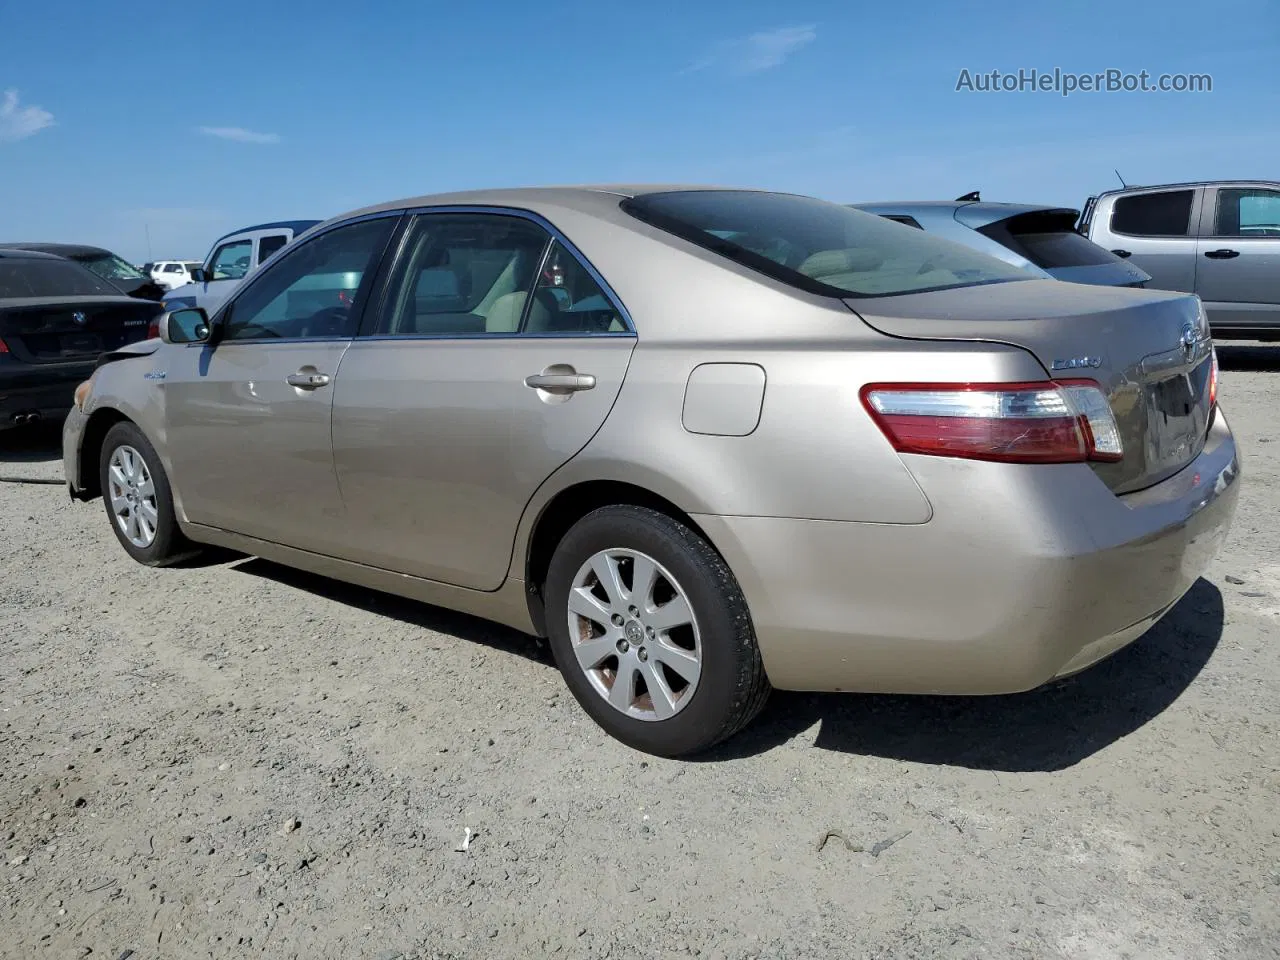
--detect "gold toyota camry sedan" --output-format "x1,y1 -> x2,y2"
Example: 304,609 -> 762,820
63,186 -> 1240,756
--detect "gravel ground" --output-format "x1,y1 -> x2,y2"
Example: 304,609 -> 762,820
2,346 -> 1278,960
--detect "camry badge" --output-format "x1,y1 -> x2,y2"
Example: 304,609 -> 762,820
1051,356 -> 1103,370
72,311 -> 87,326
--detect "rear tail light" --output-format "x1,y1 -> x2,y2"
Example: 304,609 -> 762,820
1208,346 -> 1219,409
147,318 -> 160,339
861,380 -> 1123,464
0,337 -> 8,354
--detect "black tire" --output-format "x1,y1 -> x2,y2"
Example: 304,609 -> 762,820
544,505 -> 770,757
99,421 -> 198,566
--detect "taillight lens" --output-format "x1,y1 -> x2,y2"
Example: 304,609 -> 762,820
147,319 -> 160,339
861,380 -> 1123,464
0,336 -> 9,354
1208,346 -> 1219,409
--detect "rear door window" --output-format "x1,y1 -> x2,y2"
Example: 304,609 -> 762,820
622,191 -> 1028,298
1111,191 -> 1194,237
257,234 -> 289,264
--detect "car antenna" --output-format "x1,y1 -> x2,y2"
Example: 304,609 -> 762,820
1114,169 -> 1128,188
955,190 -> 980,202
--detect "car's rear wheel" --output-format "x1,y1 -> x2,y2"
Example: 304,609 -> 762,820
544,505 -> 770,757
99,421 -> 198,566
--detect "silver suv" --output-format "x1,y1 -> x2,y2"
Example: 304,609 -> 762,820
1081,181 -> 1280,340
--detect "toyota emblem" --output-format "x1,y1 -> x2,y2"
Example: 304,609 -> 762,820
1180,322 -> 1197,360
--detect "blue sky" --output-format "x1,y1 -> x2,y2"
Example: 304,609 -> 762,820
2,0 -> 1276,262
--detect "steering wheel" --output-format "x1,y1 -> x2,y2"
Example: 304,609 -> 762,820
300,305 -> 351,338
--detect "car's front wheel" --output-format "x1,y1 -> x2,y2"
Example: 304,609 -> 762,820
99,421 -> 197,566
545,505 -> 770,757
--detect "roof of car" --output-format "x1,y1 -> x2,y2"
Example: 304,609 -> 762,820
0,247 -> 67,261
1092,179 -> 1280,198
320,185 -> 790,230
209,220 -> 324,246
851,200 -> 1079,227
0,242 -> 114,258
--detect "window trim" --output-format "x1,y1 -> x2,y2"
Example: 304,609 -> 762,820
1204,185 -> 1280,240
354,205 -> 636,341
206,210 -> 406,346
1108,188 -> 1201,239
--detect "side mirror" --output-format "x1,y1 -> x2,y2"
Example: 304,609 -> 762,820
159,307 -> 211,344
191,267 -> 208,283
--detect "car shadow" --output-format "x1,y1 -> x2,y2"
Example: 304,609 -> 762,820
0,422 -> 63,464
1216,343 -> 1280,371
228,557 -> 554,667
704,578 -> 1225,771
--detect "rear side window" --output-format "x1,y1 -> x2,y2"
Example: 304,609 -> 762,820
622,191 -> 1028,298
257,234 -> 289,263
977,210 -> 1123,267
0,259 -> 120,298
1111,191 -> 1194,237
880,215 -> 923,229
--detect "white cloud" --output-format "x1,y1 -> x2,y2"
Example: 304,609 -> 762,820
0,89 -> 55,143
197,126 -> 281,144
684,24 -> 817,76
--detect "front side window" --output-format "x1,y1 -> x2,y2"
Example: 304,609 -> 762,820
373,214 -> 550,336
1214,188 -> 1280,238
622,191 -> 1028,298
221,218 -> 394,342
257,234 -> 289,263
1111,191 -> 1194,237
209,239 -> 253,280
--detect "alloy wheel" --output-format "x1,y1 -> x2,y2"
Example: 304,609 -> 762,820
566,548 -> 702,721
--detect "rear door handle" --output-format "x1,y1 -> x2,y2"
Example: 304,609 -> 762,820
1204,249 -> 1240,259
1110,249 -> 1132,258
524,372 -> 596,393
286,371 -> 331,389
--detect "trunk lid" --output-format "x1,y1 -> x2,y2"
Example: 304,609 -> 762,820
850,279 -> 1215,494
0,297 -> 161,364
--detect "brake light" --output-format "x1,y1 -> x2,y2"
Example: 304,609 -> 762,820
861,380 -> 1123,464
147,318 -> 160,339
0,337 -> 8,354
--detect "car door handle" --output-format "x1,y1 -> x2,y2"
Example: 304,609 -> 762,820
1110,249 -> 1132,258
1204,248 -> 1240,259
286,372 -> 331,389
524,372 -> 596,392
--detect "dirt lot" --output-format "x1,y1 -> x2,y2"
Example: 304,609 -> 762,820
2,346 -> 1278,960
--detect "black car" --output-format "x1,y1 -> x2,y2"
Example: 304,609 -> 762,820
0,249 -> 163,429
0,243 -> 167,301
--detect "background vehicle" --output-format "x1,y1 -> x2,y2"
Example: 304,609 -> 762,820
149,260 -> 202,290
1080,180 -> 1280,339
162,220 -> 320,317
64,187 -> 1237,757
0,249 -> 161,429
852,196 -> 1152,287
0,242 -> 166,301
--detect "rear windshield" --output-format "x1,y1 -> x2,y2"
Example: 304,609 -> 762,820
81,253 -> 146,282
977,210 -> 1122,268
621,191 -> 1029,298
0,259 -> 121,298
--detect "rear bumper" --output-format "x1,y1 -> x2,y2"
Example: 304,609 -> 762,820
695,410 -> 1241,694
0,361 -> 93,427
